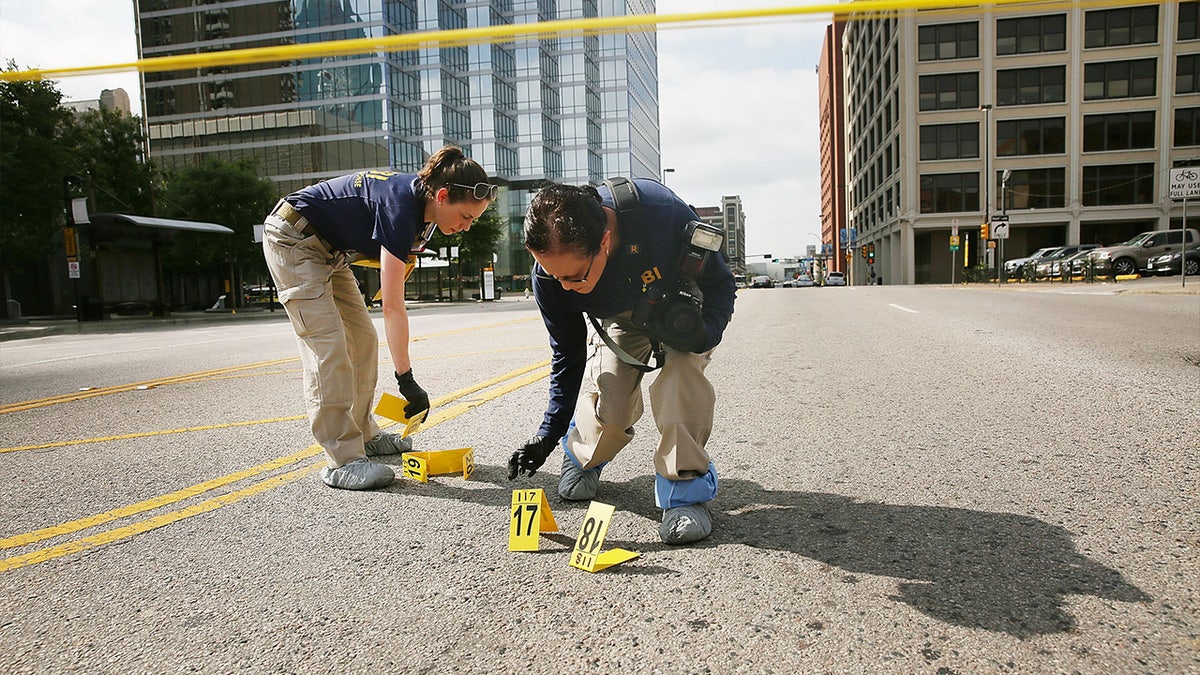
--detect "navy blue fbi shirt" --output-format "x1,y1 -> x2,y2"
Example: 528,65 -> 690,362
286,170 -> 429,261
532,178 -> 737,441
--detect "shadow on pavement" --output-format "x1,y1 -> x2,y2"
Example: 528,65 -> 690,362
406,463 -> 1150,638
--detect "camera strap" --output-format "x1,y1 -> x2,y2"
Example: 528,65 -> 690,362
588,313 -> 663,373
594,177 -> 665,372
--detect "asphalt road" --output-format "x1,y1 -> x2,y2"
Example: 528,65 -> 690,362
1,282 -> 1197,673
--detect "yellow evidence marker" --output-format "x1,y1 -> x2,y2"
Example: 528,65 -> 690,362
399,448 -> 475,483
374,392 -> 428,437
569,501 -> 639,572
508,489 -> 559,552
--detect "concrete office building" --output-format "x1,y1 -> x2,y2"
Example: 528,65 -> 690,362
818,20 -> 848,275
835,3 -> 1200,284
134,0 -> 661,279
694,195 -> 747,277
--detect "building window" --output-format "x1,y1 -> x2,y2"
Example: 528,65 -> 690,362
1083,111 -> 1155,151
918,21 -> 978,61
918,72 -> 979,111
919,172 -> 980,213
919,122 -> 979,160
1177,54 -> 1200,94
1000,168 -> 1066,209
997,66 -> 1066,106
1182,2 -> 1199,41
1174,107 -> 1200,146
1082,163 -> 1155,205
1084,59 -> 1157,100
997,117 -> 1066,156
996,14 -> 1066,55
1084,5 -> 1159,48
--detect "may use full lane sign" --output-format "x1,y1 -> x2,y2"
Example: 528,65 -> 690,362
1169,167 -> 1200,200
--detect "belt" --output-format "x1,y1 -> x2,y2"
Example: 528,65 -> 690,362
273,201 -> 315,235
273,200 -> 339,254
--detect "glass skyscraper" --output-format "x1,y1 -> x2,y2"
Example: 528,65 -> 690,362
135,0 -> 661,278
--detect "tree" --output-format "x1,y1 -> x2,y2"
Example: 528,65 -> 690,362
440,205 -> 504,299
159,158 -> 278,305
0,63 -> 73,311
60,107 -> 158,215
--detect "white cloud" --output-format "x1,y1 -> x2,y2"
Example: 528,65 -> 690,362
0,0 -> 141,108
658,6 -> 830,258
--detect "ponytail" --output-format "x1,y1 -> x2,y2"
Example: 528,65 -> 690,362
418,145 -> 491,202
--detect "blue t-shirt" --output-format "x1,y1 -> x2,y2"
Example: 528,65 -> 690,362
532,178 -> 736,440
286,170 -> 426,260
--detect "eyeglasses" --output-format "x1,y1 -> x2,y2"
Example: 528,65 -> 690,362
535,249 -> 601,285
451,182 -> 500,201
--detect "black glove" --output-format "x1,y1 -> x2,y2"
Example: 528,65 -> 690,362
507,435 -> 558,480
394,369 -> 430,420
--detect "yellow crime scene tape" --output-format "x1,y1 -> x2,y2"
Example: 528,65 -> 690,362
0,1 -> 1128,84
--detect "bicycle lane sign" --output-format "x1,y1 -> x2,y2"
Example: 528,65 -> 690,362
1169,167 -> 1200,200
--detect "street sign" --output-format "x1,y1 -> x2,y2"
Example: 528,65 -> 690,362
951,219 -> 959,236
950,235 -> 960,249
991,216 -> 1010,240
67,261 -> 80,279
1170,167 -> 1200,200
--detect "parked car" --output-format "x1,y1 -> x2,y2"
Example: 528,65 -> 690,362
1089,228 -> 1200,277
1147,242 -> 1200,276
1004,247 -> 1062,279
825,271 -> 846,286
1059,247 -> 1103,277
751,275 -> 774,288
1031,244 -> 1101,279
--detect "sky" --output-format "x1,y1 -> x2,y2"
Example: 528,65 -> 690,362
0,0 -> 831,258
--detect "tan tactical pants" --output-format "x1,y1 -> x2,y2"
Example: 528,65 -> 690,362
262,212 -> 382,468
565,312 -> 715,483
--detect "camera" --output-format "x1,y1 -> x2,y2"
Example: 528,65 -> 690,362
631,220 -> 724,352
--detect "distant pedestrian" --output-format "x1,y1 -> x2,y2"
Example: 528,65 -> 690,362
262,145 -> 497,490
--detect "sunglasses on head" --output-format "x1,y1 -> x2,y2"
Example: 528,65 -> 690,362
451,182 -> 500,201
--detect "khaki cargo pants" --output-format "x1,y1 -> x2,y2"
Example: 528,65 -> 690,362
262,212 -> 382,468
565,312 -> 719,507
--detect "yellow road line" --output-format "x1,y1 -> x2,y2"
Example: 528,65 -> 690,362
0,446 -> 323,549
0,356 -> 548,455
0,416 -> 307,454
0,463 -> 323,572
0,359 -> 550,553
0,364 -> 551,572
0,358 -> 297,415
0,317 -> 539,415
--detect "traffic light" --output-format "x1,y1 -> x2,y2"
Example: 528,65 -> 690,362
867,243 -> 875,264
861,244 -> 868,259
980,222 -> 989,239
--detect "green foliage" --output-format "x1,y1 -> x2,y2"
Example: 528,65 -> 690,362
0,63 -> 73,264
440,205 -> 504,270
159,158 -> 278,273
60,108 -> 157,214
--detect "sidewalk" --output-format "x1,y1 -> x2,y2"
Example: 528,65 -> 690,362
0,296 -> 524,343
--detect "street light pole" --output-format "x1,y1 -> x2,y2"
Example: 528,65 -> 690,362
1000,168 -> 1011,282
661,167 -> 675,184
979,103 -> 992,274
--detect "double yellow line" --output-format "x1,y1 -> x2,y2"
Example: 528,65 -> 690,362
0,317 -> 539,417
0,359 -> 299,415
0,360 -> 550,573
